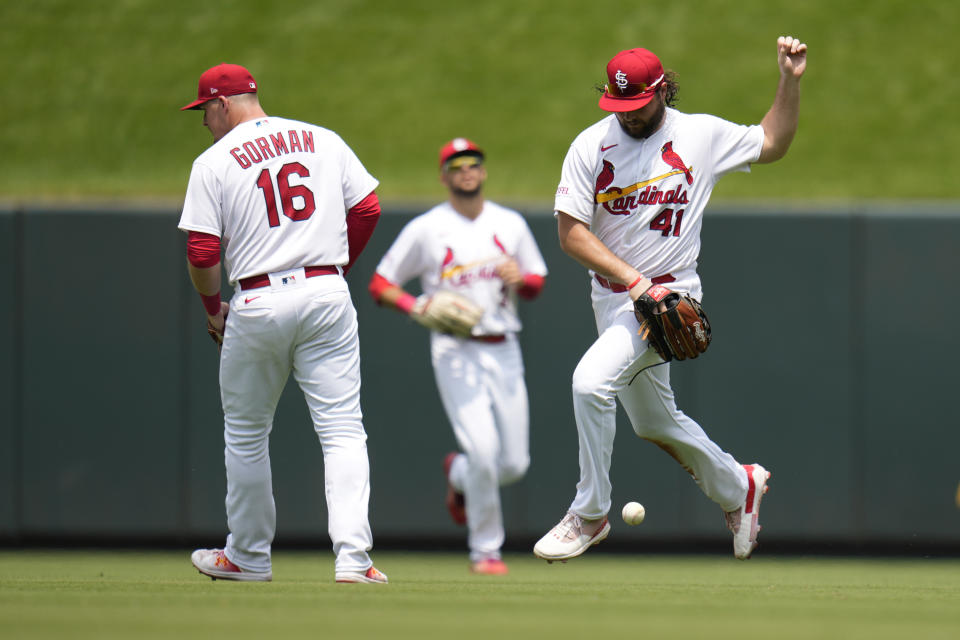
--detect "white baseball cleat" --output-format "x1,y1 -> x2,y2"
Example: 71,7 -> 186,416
533,511 -> 611,562
190,548 -> 272,582
335,566 -> 389,584
724,463 -> 771,560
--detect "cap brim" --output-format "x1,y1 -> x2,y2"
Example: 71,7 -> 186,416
598,91 -> 656,112
440,149 -> 484,169
180,97 -> 213,111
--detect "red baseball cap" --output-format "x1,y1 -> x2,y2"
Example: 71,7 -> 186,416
438,137 -> 484,168
598,48 -> 665,112
181,63 -> 258,111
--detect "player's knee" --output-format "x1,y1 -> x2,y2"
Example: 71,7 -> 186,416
499,457 -> 529,485
224,420 -> 271,458
467,451 -> 499,480
571,365 -> 614,407
313,423 -> 367,454
629,408 -> 683,439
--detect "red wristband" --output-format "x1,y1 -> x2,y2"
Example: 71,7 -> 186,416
395,292 -> 417,315
518,273 -> 545,300
199,292 -> 221,316
627,276 -> 645,290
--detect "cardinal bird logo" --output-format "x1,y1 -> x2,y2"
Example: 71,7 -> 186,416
595,160 -> 616,197
660,142 -> 693,185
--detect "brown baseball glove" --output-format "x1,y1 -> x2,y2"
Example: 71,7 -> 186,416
633,284 -> 711,362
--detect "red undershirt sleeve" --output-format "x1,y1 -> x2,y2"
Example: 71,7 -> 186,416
186,231 -> 222,315
345,192 -> 382,274
368,272 -> 416,314
186,231 -> 221,268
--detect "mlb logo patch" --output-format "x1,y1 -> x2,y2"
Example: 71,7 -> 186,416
281,275 -> 297,286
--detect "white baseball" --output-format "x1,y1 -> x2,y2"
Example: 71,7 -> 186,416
621,501 -> 645,525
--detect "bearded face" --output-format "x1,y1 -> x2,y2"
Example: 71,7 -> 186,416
615,92 -> 667,140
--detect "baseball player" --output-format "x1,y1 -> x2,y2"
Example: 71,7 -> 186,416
368,139 -> 548,575
534,36 -> 807,562
178,63 -> 387,584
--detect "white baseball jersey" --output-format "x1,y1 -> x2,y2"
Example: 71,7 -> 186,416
554,108 -> 763,299
375,201 -> 548,335
179,116 -> 378,284
551,107 -> 765,524
178,114 -> 379,576
375,198 -> 544,563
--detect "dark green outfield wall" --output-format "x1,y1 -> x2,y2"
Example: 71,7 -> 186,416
2,205 -> 958,550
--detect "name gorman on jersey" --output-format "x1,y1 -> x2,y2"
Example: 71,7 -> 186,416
228,128 -> 316,169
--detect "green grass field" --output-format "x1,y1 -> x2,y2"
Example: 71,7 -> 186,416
1,0 -> 957,204
2,551 -> 959,639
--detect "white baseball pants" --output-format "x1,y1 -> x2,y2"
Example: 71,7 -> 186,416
432,333 -> 530,562
568,289 -> 747,519
218,268 -> 374,575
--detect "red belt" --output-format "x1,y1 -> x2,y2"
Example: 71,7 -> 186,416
470,334 -> 506,343
239,265 -> 339,291
595,273 -> 675,293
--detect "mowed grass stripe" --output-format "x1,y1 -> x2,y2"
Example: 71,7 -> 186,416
1,551 -> 958,639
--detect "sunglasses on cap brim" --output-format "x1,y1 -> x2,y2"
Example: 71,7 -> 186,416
445,156 -> 483,171
604,74 -> 664,99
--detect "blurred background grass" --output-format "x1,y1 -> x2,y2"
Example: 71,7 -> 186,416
1,0 -> 956,206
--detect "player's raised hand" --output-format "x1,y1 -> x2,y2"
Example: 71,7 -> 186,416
776,36 -> 807,79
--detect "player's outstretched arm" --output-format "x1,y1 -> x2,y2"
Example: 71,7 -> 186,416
368,272 -> 414,313
368,272 -> 481,335
756,35 -> 807,164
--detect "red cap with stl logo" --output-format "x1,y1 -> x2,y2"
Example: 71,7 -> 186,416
598,48 -> 664,112
181,63 -> 258,111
